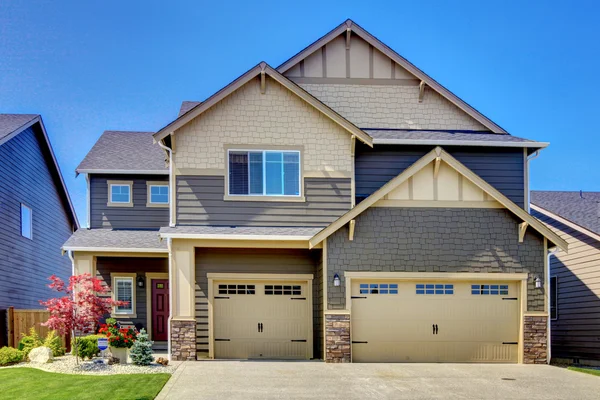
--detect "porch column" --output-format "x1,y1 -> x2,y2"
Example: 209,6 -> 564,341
170,242 -> 196,361
73,253 -> 95,276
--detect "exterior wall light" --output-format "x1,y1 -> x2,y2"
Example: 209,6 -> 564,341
333,273 -> 341,287
534,276 -> 542,289
137,276 -> 145,289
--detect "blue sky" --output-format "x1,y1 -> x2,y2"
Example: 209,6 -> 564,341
1,1 -> 598,224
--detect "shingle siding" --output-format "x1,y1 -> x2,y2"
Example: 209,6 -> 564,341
90,174 -> 169,230
326,207 -> 545,311
0,126 -> 73,309
176,176 -> 351,227
355,144 -> 525,207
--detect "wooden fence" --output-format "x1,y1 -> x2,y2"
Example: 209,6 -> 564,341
5,307 -> 70,351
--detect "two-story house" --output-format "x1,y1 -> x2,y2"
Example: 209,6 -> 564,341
0,114 -> 79,345
63,20 -> 567,364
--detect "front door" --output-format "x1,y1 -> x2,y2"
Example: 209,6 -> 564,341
151,279 -> 169,341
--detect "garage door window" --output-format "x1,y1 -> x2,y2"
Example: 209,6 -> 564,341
265,285 -> 301,295
416,284 -> 454,295
218,284 -> 256,295
359,283 -> 398,295
471,284 -> 509,295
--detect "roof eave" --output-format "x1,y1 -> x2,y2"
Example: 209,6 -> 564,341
158,232 -> 314,241
62,246 -> 168,253
372,139 -> 549,149
76,169 -> 169,175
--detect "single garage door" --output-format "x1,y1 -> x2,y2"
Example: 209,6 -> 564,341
351,280 -> 520,363
213,280 -> 311,359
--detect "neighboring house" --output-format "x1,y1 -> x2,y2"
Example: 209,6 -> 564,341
531,191 -> 600,365
0,114 -> 79,313
63,20 -> 567,364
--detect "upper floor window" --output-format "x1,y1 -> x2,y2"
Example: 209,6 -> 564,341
107,181 -> 133,207
146,182 -> 169,207
20,203 -> 32,239
228,150 -> 301,197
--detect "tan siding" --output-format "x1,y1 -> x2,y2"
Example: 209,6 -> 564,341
533,210 -> 600,361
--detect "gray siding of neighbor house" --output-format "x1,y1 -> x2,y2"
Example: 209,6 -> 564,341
327,207 -> 545,311
355,144 -> 526,208
90,175 -> 169,230
95,257 -> 168,330
195,248 -> 323,359
0,126 -> 74,309
532,209 -> 600,362
177,176 -> 351,227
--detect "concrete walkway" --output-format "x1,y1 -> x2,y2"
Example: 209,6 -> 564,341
157,361 -> 600,400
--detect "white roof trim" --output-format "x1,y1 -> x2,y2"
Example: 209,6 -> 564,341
531,204 -> 600,244
76,169 -> 169,175
373,139 -> 549,148
62,246 -> 168,253
158,233 -> 313,241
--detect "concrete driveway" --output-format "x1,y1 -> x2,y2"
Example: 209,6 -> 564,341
157,361 -> 600,400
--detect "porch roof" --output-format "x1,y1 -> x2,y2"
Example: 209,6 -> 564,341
158,225 -> 323,241
62,229 -> 167,253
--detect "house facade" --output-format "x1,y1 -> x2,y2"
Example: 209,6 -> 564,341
0,115 -> 78,319
531,191 -> 600,365
63,20 -> 566,364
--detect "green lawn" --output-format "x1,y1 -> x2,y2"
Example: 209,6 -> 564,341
568,366 -> 600,377
0,368 -> 170,400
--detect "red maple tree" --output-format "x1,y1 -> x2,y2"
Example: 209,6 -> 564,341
40,273 -> 127,363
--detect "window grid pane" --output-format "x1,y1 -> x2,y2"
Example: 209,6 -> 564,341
416,283 -> 454,295
150,185 -> 169,204
265,285 -> 301,296
228,150 -> 300,196
115,278 -> 133,313
359,283 -> 398,295
471,284 -> 510,296
229,152 -> 249,195
111,185 -> 130,203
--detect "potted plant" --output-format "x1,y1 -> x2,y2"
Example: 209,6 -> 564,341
99,318 -> 136,364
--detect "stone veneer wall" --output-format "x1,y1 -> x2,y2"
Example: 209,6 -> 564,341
325,313 -> 351,363
171,320 -> 196,361
523,316 -> 548,364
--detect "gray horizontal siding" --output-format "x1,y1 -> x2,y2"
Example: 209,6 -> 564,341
177,176 -> 351,227
95,257 -> 168,330
533,209 -> 600,361
195,248 -> 322,358
355,144 -> 525,208
90,175 -> 169,230
0,126 -> 73,309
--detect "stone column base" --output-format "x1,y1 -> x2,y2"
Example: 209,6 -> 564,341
325,313 -> 351,363
523,315 -> 548,364
171,320 -> 196,361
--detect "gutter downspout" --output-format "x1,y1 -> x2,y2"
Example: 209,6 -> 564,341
547,246 -> 559,364
68,250 -> 75,277
166,238 -> 173,361
85,174 -> 91,229
526,150 -> 541,213
157,140 -> 175,227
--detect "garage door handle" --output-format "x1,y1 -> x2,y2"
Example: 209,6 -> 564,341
502,297 -> 518,300
433,324 -> 438,335
291,298 -> 306,300
214,296 -> 230,299
351,296 -> 367,299
502,342 -> 518,345
291,340 -> 307,342
258,323 -> 263,333
352,341 -> 368,344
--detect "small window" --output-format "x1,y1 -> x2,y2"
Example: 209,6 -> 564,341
359,283 -> 398,295
265,285 -> 301,295
228,150 -> 301,197
218,284 -> 256,295
115,277 -> 134,314
416,283 -> 453,295
471,284 -> 509,296
20,204 -> 32,239
550,277 -> 558,320
149,185 -> 169,204
109,184 -> 131,204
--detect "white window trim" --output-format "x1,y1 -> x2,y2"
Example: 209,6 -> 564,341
224,148 -> 305,202
20,203 -> 33,240
550,276 -> 558,321
107,180 -> 133,207
110,273 -> 137,318
146,181 -> 169,208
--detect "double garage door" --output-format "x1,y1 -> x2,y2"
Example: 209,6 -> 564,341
212,280 -> 311,360
351,280 -> 520,363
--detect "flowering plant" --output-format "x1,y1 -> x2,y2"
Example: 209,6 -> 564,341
98,318 -> 136,349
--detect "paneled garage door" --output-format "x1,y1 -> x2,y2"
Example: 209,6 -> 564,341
351,281 -> 520,363
213,280 -> 311,359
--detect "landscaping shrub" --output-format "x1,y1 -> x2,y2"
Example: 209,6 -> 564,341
18,328 -> 42,357
0,347 -> 25,366
74,335 -> 106,360
98,318 -> 136,349
130,329 -> 154,366
43,330 -> 66,357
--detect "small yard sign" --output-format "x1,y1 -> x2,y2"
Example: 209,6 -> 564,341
97,337 -> 108,351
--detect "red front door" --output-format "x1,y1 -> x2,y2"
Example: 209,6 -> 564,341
151,279 -> 169,341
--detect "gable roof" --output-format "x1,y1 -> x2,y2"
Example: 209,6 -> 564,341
0,114 -> 79,229
153,62 -> 373,146
178,101 -> 202,117
76,131 -> 167,175
531,191 -> 600,236
310,146 -> 567,251
277,19 -> 507,134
